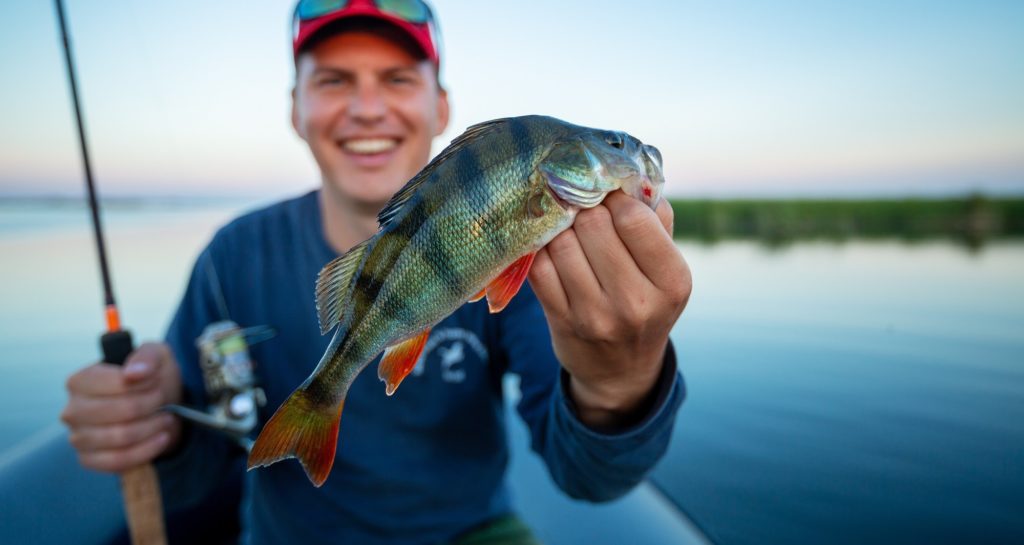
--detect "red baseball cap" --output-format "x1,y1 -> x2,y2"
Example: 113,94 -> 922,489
292,0 -> 441,68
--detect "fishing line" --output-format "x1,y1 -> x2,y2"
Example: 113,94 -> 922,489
204,254 -> 231,322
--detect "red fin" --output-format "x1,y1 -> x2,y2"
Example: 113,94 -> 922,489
378,329 -> 431,396
486,253 -> 536,313
247,387 -> 344,487
468,289 -> 487,303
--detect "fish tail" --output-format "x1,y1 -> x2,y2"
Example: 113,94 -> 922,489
247,384 -> 344,487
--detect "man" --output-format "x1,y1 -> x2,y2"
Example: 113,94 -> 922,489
61,1 -> 692,543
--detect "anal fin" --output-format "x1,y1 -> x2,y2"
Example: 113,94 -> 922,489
485,253 -> 536,313
378,329 -> 431,396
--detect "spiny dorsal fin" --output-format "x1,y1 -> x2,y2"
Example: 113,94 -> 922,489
315,239 -> 371,335
377,118 -> 512,229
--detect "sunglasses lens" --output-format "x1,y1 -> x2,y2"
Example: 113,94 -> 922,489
376,0 -> 431,23
297,0 -> 348,20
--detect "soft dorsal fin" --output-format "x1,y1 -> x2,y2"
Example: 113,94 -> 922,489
315,239 -> 371,335
377,118 -> 511,229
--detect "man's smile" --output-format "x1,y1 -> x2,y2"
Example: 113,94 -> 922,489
340,137 -> 400,154
337,137 -> 403,168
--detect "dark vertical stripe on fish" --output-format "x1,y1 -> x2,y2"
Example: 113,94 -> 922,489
356,195 -> 427,313
460,147 -> 509,259
420,150 -> 475,299
420,221 -> 467,299
509,118 -> 533,168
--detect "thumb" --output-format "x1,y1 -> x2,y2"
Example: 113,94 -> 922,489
654,198 -> 674,236
122,342 -> 169,383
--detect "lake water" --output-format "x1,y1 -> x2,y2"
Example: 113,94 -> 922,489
1,199 -> 1022,544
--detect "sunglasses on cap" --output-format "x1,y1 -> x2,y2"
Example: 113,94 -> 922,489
292,0 -> 441,63
295,0 -> 434,24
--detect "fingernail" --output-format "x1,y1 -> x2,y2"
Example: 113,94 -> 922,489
125,361 -> 152,375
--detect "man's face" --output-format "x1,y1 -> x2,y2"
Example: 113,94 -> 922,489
293,31 -> 449,210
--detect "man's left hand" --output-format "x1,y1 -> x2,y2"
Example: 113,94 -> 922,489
528,191 -> 692,430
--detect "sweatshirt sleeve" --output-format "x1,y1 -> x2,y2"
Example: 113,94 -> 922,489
154,246 -> 245,510
499,285 -> 686,502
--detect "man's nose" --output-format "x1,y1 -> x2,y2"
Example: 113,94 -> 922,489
349,83 -> 387,122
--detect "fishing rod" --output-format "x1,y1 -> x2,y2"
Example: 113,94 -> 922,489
53,1 -> 167,543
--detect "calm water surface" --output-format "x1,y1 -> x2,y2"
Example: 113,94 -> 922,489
659,239 -> 1024,544
1,200 -> 1022,544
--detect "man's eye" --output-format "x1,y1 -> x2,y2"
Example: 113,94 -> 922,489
389,75 -> 415,85
315,76 -> 344,87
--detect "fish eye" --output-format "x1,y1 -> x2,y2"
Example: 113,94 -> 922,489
604,132 -> 624,149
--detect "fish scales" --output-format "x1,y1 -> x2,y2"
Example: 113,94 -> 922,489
337,120 -> 552,372
336,118 -> 544,357
248,116 -> 667,486
339,146 -> 540,372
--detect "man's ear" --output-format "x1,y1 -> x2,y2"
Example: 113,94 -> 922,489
434,87 -> 450,136
291,87 -> 304,139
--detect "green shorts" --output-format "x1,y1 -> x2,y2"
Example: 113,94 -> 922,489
446,514 -> 542,545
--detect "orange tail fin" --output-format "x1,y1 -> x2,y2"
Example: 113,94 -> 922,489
247,388 -> 344,487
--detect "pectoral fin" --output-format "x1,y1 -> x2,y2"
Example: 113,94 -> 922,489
378,329 -> 431,396
468,289 -> 487,303
485,253 -> 536,314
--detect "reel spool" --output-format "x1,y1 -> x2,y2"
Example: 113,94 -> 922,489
164,321 -> 273,450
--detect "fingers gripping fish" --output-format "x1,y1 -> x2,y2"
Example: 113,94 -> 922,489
247,115 -> 666,486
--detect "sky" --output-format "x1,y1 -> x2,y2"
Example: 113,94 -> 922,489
0,0 -> 1022,198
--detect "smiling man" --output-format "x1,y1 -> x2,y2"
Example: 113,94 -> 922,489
60,1 -> 691,544
295,17 -> 450,251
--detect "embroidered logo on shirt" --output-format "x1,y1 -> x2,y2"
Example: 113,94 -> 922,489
438,342 -> 465,382
412,328 -> 488,384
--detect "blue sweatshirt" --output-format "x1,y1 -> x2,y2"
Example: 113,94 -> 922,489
156,190 -> 685,545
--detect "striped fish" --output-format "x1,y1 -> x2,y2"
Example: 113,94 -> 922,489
247,115 -> 665,486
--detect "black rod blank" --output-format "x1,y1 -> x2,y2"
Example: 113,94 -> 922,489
54,0 -> 117,309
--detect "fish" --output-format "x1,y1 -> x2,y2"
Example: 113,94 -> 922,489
247,115 -> 666,486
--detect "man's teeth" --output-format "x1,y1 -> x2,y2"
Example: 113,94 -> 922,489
343,139 -> 398,154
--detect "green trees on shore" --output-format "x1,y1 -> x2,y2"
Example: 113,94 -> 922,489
669,195 -> 1024,245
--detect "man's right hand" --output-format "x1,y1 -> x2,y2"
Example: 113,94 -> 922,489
61,342 -> 184,473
